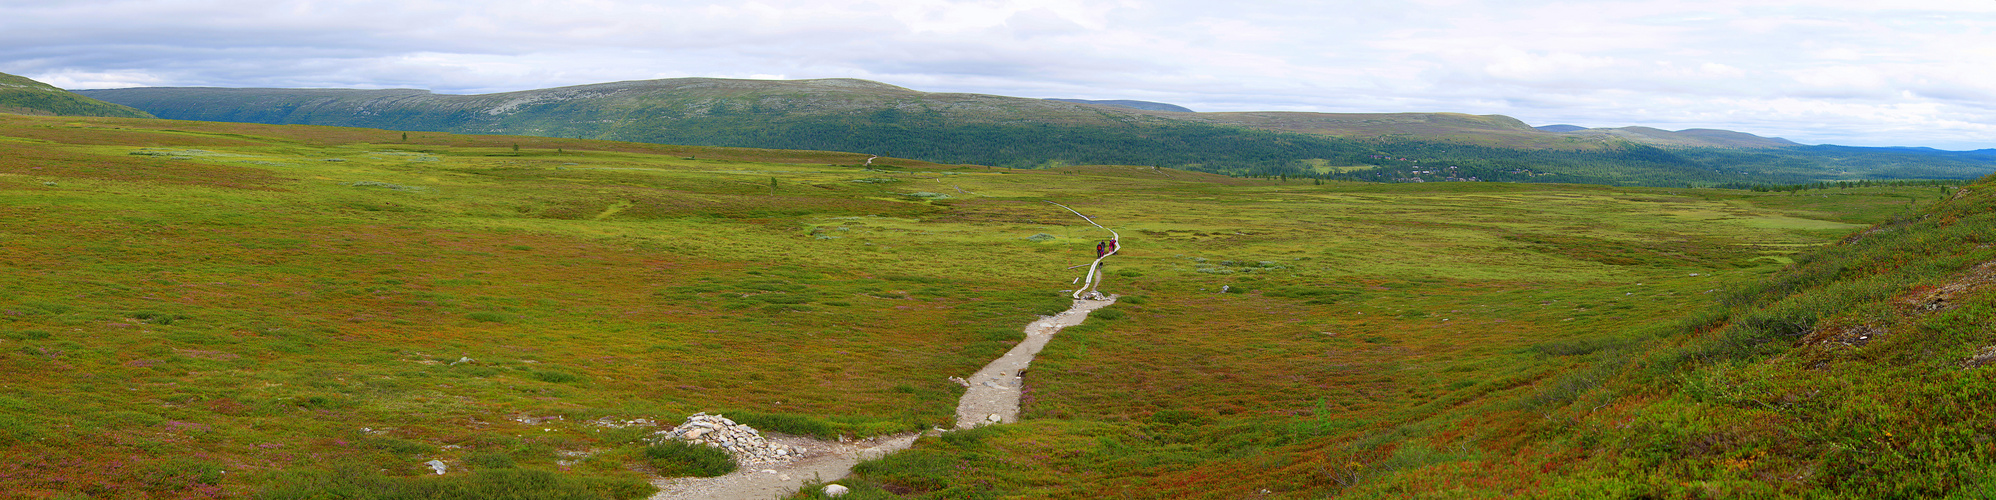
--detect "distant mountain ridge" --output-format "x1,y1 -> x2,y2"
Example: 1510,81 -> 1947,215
77,78 -> 1176,131
0,72 -> 151,118
1044,98 -> 1193,112
1572,126 -> 1802,149
72,77 -> 1996,185
79,77 -> 1795,151
1178,112 -> 1803,149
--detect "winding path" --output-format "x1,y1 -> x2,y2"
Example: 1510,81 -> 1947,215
1045,201 -> 1119,300
953,296 -> 1118,428
651,203 -> 1121,499
649,297 -> 1119,499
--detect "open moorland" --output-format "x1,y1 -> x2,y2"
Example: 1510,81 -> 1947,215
1,114 -> 1989,498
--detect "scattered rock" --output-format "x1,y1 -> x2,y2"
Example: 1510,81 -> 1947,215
586,417 -> 657,429
654,413 -> 804,465
555,449 -> 595,466
824,483 -> 851,497
1902,260 -> 1996,312
1800,323 -> 1883,348
513,415 -> 563,425
1965,346 -> 1996,368
425,460 -> 447,475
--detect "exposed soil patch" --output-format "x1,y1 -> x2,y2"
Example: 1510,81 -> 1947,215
1803,259 -> 1996,350
1901,260 -> 1996,312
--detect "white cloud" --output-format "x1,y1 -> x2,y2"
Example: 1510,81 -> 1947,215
1,0 -> 1991,149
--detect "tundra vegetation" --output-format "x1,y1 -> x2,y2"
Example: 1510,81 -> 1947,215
0,114 -> 1990,498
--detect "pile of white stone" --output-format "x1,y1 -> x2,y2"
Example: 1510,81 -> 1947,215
652,413 -> 806,464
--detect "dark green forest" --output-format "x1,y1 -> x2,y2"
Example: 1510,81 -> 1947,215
605,111 -> 1995,187
80,85 -> 1996,188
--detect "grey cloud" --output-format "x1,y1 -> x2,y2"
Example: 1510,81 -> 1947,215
2,0 -> 1991,149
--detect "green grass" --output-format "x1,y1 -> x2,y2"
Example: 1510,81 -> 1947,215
1,113 -> 1985,498
643,441 -> 737,477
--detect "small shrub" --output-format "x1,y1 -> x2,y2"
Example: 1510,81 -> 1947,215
345,180 -> 424,191
752,294 -> 814,304
132,311 -> 187,325
294,395 -> 355,410
467,311 -> 510,323
367,436 -> 438,456
0,414 -> 43,445
138,458 -> 224,492
2,329 -> 51,340
595,426 -> 656,444
465,452 -> 517,469
1533,336 -> 1637,357
644,440 -> 737,477
534,371 -> 583,384
258,461 -> 655,500
727,412 -> 833,437
96,410 -> 166,427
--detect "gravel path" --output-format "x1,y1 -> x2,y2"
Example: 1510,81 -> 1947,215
954,295 -> 1118,428
648,296 -> 1117,499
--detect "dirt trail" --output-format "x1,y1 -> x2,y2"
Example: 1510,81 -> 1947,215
648,296 -> 1115,499
954,295 -> 1118,428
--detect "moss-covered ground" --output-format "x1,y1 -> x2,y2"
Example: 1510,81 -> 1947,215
0,114 -> 1981,498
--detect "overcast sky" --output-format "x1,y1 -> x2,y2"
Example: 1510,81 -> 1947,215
3,0 -> 1992,149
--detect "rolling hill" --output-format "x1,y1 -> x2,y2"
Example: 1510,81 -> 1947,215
76,78 -> 1996,186
0,72 -> 152,118
72,78 -> 1781,151
1043,98 -> 1194,112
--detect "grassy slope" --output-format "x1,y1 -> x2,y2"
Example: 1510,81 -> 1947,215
820,179 -> 1994,498
1517,177 -> 1996,498
0,72 -> 153,119
0,114 -> 1974,498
